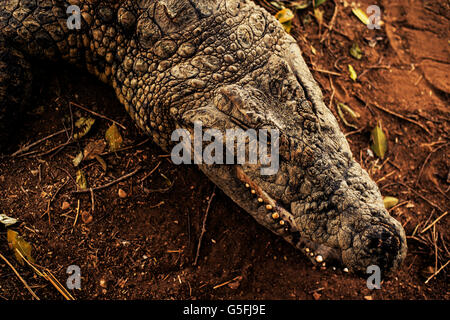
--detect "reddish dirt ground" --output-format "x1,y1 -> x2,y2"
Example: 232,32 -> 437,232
0,0 -> 448,300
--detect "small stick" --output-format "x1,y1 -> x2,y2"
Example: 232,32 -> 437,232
72,166 -> 142,194
100,138 -> 151,156
398,182 -> 445,213
0,252 -> 40,300
70,102 -> 127,130
421,211 -> 448,234
312,68 -> 342,77
90,188 -> 95,213
370,101 -> 431,135
139,161 -> 162,183
73,199 -> 81,227
416,143 -> 448,185
11,129 -> 66,157
425,259 -> 450,284
193,186 -> 216,266
213,276 -> 241,290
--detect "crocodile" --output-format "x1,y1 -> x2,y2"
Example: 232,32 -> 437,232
0,0 -> 407,274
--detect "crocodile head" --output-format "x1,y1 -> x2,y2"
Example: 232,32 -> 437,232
161,1 -> 407,274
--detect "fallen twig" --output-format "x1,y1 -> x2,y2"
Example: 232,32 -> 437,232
421,211 -> 448,234
193,186 -> 216,266
425,259 -> 449,284
370,100 -> 431,135
70,101 -> 127,130
72,165 -> 142,194
11,129 -> 66,157
139,161 -> 162,183
0,252 -> 40,300
416,143 -> 448,186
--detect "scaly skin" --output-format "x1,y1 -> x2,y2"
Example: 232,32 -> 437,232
0,0 -> 407,274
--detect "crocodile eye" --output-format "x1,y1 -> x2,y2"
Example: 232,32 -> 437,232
269,79 -> 283,97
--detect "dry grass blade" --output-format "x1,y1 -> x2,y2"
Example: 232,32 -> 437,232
0,252 -> 40,300
421,211 -> 448,234
193,186 -> 216,266
213,276 -> 241,290
15,248 -> 75,300
72,165 -> 142,194
70,102 -> 127,130
425,259 -> 450,284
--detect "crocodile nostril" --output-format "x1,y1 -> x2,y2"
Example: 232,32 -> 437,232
367,226 -> 399,252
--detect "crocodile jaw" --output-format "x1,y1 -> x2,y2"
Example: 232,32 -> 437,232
185,36 -> 407,274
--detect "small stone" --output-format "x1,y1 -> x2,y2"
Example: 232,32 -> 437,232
61,201 -> 70,210
118,188 -> 127,198
81,211 -> 93,224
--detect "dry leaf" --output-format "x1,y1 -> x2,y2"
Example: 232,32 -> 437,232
383,196 -> 399,209
105,124 -> 123,152
84,140 -> 106,160
73,151 -> 84,167
337,103 -> 360,129
76,170 -> 88,190
371,122 -> 388,159
7,229 -> 35,265
73,117 -> 95,140
348,64 -> 357,81
275,8 -> 294,24
0,213 -> 18,227
352,7 -> 370,25
350,42 -> 363,60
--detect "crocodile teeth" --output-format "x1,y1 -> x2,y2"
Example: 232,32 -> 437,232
315,255 -> 323,263
257,197 -> 263,203
271,212 -> 279,219
279,220 -> 285,226
245,183 -> 250,188
250,189 -> 256,194
310,252 -> 314,257
343,268 -> 349,273
266,204 -> 273,210
305,248 -> 310,253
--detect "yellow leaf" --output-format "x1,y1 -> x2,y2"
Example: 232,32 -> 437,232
383,196 -> 399,209
348,64 -> 357,81
352,7 -> 370,25
73,151 -> 83,167
76,170 -> 88,190
105,124 -> 123,152
314,8 -> 324,25
371,122 -> 388,159
73,117 -> 95,140
275,8 -> 294,24
336,103 -> 360,129
7,229 -> 35,266
282,20 -> 292,33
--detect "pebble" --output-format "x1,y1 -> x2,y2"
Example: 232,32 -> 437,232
118,188 -> 127,198
61,201 -> 70,210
